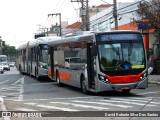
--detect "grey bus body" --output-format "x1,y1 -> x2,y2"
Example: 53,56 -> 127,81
16,37 -> 60,80
48,31 -> 148,93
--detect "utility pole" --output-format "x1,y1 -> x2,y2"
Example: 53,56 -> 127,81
48,13 -> 62,36
113,0 -> 118,30
71,0 -> 90,31
37,24 -> 49,37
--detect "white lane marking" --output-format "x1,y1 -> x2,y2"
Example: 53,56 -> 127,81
0,96 -> 7,98
138,91 -> 160,95
1,88 -> 20,91
15,96 -> 99,101
17,108 -> 37,111
24,103 -> 37,105
111,98 -> 150,103
1,86 -> 20,90
73,100 -> 132,108
37,104 -> 79,111
24,82 -> 54,86
50,102 -> 109,110
100,100 -> 155,107
111,98 -> 160,105
50,96 -> 98,100
1,93 -> 20,96
18,77 -> 25,101
11,78 -> 22,85
150,102 -> 160,105
128,97 -> 153,101
0,97 -> 4,102
0,79 -> 10,84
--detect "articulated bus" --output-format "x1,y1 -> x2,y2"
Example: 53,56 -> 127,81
48,31 -> 148,94
16,37 -> 60,80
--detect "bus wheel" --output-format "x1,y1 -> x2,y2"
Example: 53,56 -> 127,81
81,76 -> 88,94
56,72 -> 62,87
122,89 -> 130,94
36,75 -> 41,81
19,66 -> 23,75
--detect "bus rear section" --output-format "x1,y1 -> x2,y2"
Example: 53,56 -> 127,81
48,31 -> 148,94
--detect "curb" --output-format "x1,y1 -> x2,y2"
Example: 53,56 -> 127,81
148,81 -> 160,86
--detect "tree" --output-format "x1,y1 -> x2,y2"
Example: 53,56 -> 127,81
137,0 -> 160,43
2,45 -> 16,61
137,0 -> 160,31
137,0 -> 160,74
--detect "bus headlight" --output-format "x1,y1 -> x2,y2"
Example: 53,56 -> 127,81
98,74 -> 109,83
139,72 -> 147,81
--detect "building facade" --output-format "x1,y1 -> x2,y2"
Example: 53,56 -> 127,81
90,1 -> 157,49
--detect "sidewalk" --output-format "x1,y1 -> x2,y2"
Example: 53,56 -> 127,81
148,75 -> 160,85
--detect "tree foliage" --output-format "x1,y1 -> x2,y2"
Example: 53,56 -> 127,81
137,0 -> 160,31
2,45 -> 16,61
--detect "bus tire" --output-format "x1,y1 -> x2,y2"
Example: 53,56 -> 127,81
35,68 -> 41,81
36,74 -> 42,81
19,65 -> 23,75
56,71 -> 62,87
81,76 -> 88,94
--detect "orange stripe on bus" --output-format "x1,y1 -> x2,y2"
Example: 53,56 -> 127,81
48,69 -> 52,77
59,72 -> 70,81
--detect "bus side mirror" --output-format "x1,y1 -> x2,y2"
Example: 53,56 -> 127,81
91,44 -> 97,56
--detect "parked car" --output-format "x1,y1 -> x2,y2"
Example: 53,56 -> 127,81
0,63 -> 4,74
2,62 -> 10,71
9,62 -> 15,67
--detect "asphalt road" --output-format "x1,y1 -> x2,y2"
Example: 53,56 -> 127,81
0,67 -> 160,120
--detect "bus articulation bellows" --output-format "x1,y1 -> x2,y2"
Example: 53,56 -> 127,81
48,30 -> 148,94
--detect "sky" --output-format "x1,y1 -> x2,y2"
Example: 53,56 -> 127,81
0,0 -> 135,48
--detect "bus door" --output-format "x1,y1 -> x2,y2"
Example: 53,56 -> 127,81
50,47 -> 54,79
87,43 -> 96,89
23,49 -> 26,72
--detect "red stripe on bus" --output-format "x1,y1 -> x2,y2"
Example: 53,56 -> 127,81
105,72 -> 143,84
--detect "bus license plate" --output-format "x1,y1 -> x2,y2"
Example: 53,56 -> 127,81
121,86 -> 129,90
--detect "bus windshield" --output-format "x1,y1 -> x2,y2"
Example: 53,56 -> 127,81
0,56 -> 7,62
39,44 -> 48,63
98,42 -> 145,71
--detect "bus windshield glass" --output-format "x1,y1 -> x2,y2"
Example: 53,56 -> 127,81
39,44 -> 48,63
0,56 -> 7,62
97,33 -> 145,71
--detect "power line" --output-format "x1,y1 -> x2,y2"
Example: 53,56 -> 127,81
90,1 -> 142,25
52,0 -> 65,13
55,0 -> 69,13
71,2 -> 81,22
71,0 -> 90,31
100,0 -> 110,4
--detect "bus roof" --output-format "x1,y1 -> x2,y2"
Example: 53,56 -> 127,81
48,30 -> 141,46
0,55 -> 7,57
48,34 -> 94,46
17,36 -> 61,50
